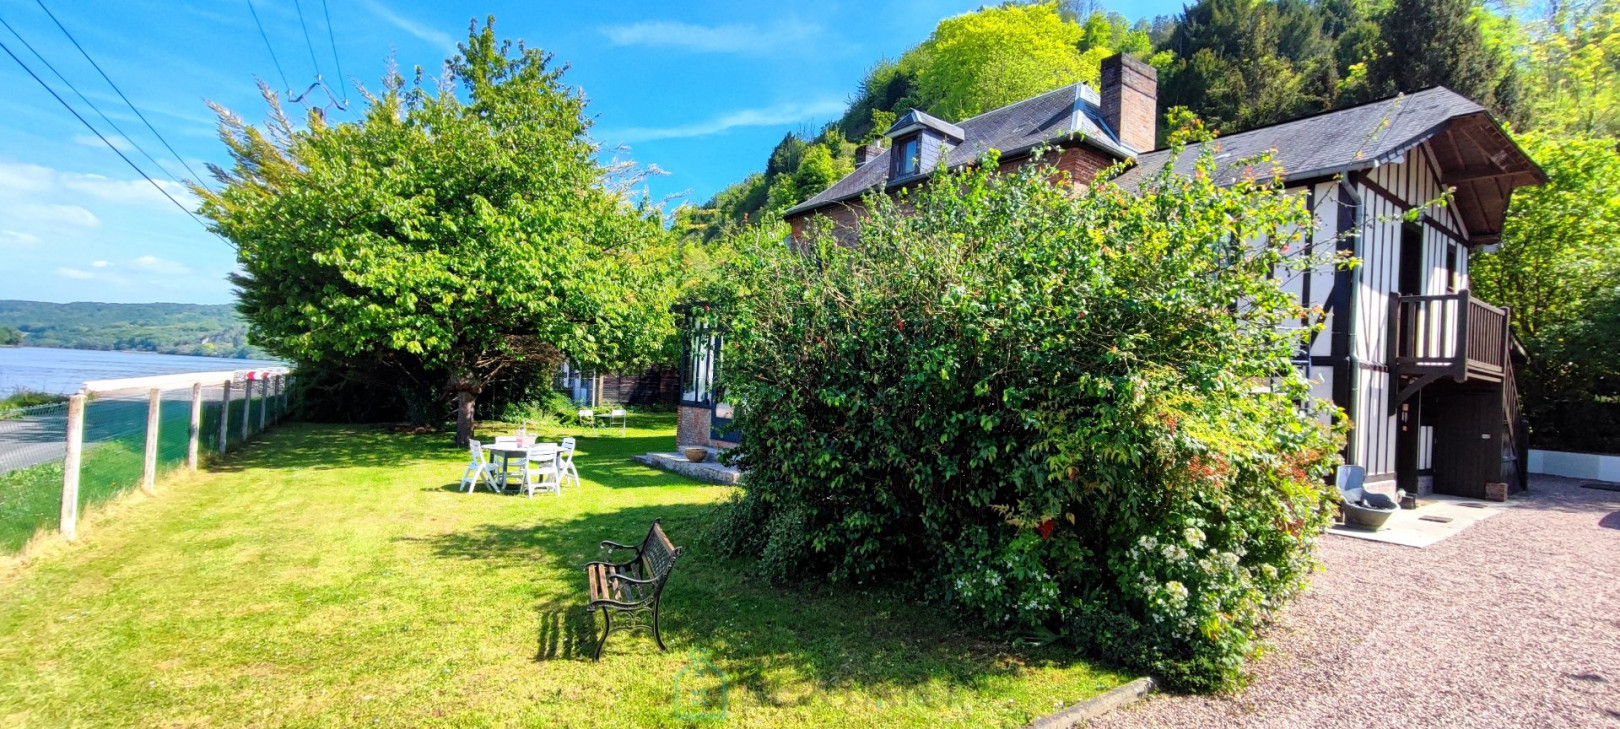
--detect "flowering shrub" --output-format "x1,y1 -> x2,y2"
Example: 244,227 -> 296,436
705,145 -> 1346,691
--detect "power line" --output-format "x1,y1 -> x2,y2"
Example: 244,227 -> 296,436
292,0 -> 324,82
34,0 -> 212,188
0,31 -> 216,235
0,14 -> 183,183
245,0 -> 291,94
319,0 -> 347,104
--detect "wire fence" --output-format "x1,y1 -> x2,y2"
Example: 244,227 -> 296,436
0,371 -> 291,555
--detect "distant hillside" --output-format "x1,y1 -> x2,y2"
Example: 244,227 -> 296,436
0,300 -> 267,359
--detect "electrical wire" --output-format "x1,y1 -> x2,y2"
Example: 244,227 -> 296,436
0,14 -> 183,183
292,0 -> 324,81
33,0 -> 212,188
319,0 -> 347,104
0,32 -> 216,234
244,0 -> 291,94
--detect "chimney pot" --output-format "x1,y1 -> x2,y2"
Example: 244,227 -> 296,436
1100,53 -> 1158,155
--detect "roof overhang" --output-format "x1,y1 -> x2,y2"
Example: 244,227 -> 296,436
1422,112 -> 1546,245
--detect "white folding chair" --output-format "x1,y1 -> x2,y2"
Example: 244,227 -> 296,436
522,443 -> 562,498
460,439 -> 496,493
577,409 -> 598,430
558,436 -> 581,488
494,435 -> 520,446
608,408 -> 627,436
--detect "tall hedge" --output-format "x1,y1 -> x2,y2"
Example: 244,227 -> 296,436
707,147 -> 1346,691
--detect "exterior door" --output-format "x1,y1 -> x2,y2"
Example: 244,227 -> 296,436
1432,388 -> 1501,499
1394,223 -> 1425,493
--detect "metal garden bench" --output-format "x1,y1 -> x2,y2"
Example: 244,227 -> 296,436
584,519 -> 683,660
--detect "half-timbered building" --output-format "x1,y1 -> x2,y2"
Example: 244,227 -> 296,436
677,52 -> 1545,499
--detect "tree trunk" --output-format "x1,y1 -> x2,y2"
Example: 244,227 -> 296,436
454,389 -> 476,447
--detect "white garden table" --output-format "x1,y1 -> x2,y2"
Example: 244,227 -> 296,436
484,441 -> 558,492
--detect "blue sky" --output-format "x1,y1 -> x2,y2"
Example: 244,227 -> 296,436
0,0 -> 1182,304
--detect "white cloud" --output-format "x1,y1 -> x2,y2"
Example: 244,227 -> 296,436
91,260 -> 110,268
600,20 -> 821,54
0,230 -> 40,247
57,267 -> 94,280
59,173 -> 197,209
0,162 -> 53,193
12,203 -> 100,228
73,134 -> 133,152
131,255 -> 192,275
360,0 -> 457,51
599,99 -> 848,143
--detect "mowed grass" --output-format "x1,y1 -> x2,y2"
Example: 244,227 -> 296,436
0,414 -> 1126,728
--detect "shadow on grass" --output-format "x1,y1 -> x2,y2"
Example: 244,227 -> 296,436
415,502 -> 1097,704
208,424 -> 471,473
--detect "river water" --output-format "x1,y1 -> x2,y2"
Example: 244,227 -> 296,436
0,347 -> 285,395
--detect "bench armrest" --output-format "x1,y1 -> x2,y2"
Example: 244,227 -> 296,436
599,540 -> 639,551
606,573 -> 658,586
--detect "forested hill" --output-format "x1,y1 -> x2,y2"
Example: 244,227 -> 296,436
0,300 -> 265,359
681,0 -> 1592,242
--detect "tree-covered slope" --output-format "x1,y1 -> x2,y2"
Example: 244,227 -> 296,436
0,300 -> 264,358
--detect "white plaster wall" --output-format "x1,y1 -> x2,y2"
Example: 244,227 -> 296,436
1528,450 -> 1620,482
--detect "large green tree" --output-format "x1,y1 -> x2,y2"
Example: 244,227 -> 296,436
1517,0 -> 1620,137
195,19 -> 675,444
917,2 -> 1116,120
1471,132 -> 1620,451
1368,0 -> 1523,121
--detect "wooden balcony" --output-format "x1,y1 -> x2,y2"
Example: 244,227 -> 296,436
1391,290 -> 1511,394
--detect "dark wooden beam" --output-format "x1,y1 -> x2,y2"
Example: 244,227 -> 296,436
1444,168 -> 1538,184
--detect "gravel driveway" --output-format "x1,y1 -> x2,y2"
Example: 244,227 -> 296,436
1091,475 -> 1620,729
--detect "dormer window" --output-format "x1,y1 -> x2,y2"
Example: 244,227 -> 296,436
895,135 -> 921,178
883,108 -> 964,183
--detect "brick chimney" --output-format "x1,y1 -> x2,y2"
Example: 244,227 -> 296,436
853,140 -> 884,168
1100,53 -> 1157,154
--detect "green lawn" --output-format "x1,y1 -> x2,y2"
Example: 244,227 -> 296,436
0,414 -> 1126,727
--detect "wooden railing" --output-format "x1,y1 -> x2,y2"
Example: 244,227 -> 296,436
1391,290 -> 1510,382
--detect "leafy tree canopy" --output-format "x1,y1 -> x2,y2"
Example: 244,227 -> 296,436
195,18 -> 676,443
688,2 -> 1150,241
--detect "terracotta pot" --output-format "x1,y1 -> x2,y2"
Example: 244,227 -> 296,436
682,447 -> 708,463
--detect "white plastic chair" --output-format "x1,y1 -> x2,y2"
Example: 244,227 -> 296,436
608,408 -> 627,436
494,435 -> 520,446
522,443 -> 562,498
577,409 -> 598,430
558,436 -> 581,488
460,439 -> 496,493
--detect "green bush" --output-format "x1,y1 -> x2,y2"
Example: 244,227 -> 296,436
706,145 -> 1346,691
1,389 -> 69,412
500,391 -> 578,427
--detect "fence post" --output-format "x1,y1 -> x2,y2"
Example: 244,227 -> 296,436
273,375 -> 283,423
258,376 -> 269,431
142,388 -> 160,495
188,382 -> 202,471
219,379 -> 232,455
61,393 -> 85,541
242,376 -> 253,441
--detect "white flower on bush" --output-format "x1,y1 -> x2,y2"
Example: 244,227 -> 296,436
1183,526 -> 1205,549
1138,535 -> 1158,551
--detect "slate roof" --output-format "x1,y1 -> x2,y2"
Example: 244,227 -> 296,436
784,83 -> 1135,217
887,109 -> 965,140
1112,87 -> 1493,189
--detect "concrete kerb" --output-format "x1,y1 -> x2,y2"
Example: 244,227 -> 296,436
1024,676 -> 1157,729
